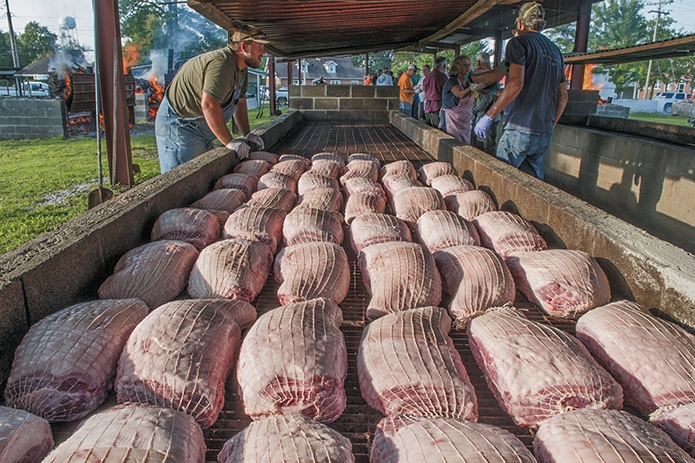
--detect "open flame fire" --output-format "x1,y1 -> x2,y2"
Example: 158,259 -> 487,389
148,76 -> 165,119
583,64 -> 604,91
63,75 -> 72,100
123,43 -> 141,74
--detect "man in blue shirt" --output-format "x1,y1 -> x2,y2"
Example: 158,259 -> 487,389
472,2 -> 568,180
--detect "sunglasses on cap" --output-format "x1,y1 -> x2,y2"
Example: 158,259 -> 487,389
232,31 -> 270,44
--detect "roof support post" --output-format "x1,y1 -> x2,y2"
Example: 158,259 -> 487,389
365,52 -> 369,78
96,0 -> 133,186
287,60 -> 293,87
268,55 -> 277,115
570,0 -> 592,90
494,30 -> 503,67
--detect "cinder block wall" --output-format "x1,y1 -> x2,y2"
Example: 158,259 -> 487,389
559,89 -> 599,125
595,104 -> 630,119
392,111 -> 695,329
288,85 -> 399,122
547,124 -> 695,254
0,97 -> 67,140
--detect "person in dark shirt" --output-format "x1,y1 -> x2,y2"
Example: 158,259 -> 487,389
422,56 -> 448,128
472,2 -> 568,180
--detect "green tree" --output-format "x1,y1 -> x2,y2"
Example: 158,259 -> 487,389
0,29 -> 13,69
119,0 -> 227,69
351,51 -> 395,75
16,22 -> 57,66
545,22 -> 576,54
589,0 -> 651,94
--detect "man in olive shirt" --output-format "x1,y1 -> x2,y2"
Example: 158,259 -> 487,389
156,28 -> 269,173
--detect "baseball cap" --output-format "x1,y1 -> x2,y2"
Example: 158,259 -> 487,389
231,28 -> 271,44
518,2 -> 545,22
407,64 -> 419,71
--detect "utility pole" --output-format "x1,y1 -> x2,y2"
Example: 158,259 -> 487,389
4,0 -> 22,94
4,0 -> 20,68
644,0 -> 672,99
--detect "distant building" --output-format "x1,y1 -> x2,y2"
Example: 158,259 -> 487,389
275,57 -> 364,87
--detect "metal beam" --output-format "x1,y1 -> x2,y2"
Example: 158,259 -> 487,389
570,0 -> 591,90
564,34 -> 695,65
96,0 -> 133,186
420,0 -> 514,44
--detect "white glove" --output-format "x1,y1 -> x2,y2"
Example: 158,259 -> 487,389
245,133 -> 265,150
474,114 -> 494,139
469,82 -> 487,92
226,139 -> 250,159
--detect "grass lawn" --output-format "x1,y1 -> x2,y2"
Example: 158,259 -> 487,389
628,112 -> 694,127
0,105 -> 280,255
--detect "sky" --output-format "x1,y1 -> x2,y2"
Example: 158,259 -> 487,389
3,0 -> 695,63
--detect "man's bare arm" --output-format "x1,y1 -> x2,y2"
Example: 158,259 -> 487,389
554,83 -> 569,127
469,69 -> 505,87
234,98 -> 251,135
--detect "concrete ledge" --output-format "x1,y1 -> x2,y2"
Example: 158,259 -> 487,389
587,115 -> 695,146
391,113 -> 695,328
0,112 -> 302,383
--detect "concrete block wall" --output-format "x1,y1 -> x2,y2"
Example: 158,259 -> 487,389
0,97 -> 67,140
546,124 -> 695,254
596,104 -> 630,119
288,84 -> 399,122
392,111 -> 695,329
559,89 -> 599,125
0,111 -> 302,383
586,115 -> 695,146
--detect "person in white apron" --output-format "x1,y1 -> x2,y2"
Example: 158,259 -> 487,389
156,28 -> 269,173
441,55 -> 475,144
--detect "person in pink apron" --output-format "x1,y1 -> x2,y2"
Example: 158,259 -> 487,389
441,55 -> 475,144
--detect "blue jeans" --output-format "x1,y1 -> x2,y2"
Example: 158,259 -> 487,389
399,101 -> 413,116
496,129 -> 553,180
156,94 -> 239,173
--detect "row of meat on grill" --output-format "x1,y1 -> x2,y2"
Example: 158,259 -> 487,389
2,151 -> 695,462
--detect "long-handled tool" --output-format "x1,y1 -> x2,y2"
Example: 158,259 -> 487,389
88,0 -> 114,208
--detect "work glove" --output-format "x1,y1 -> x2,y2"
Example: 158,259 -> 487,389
226,139 -> 251,159
245,133 -> 265,150
474,114 -> 494,139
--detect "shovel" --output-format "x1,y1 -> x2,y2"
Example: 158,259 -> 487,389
88,0 -> 113,209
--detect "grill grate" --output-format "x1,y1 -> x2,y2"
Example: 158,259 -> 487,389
203,122 -> 575,461
49,121 -> 587,461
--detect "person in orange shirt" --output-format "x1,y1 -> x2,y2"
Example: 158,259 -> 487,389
398,64 -> 418,116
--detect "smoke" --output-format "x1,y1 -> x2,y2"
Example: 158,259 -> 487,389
49,50 -> 79,79
143,50 -> 167,83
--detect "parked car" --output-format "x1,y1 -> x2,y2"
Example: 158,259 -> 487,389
259,86 -> 289,106
653,91 -> 691,114
0,82 -> 51,98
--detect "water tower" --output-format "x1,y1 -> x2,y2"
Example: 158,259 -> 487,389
58,15 -> 79,45
59,16 -> 77,30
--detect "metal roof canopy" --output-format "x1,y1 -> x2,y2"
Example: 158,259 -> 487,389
564,34 -> 695,65
187,0 -> 599,59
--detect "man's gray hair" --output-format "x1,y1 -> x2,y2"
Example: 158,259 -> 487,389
434,56 -> 447,69
475,52 -> 491,66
